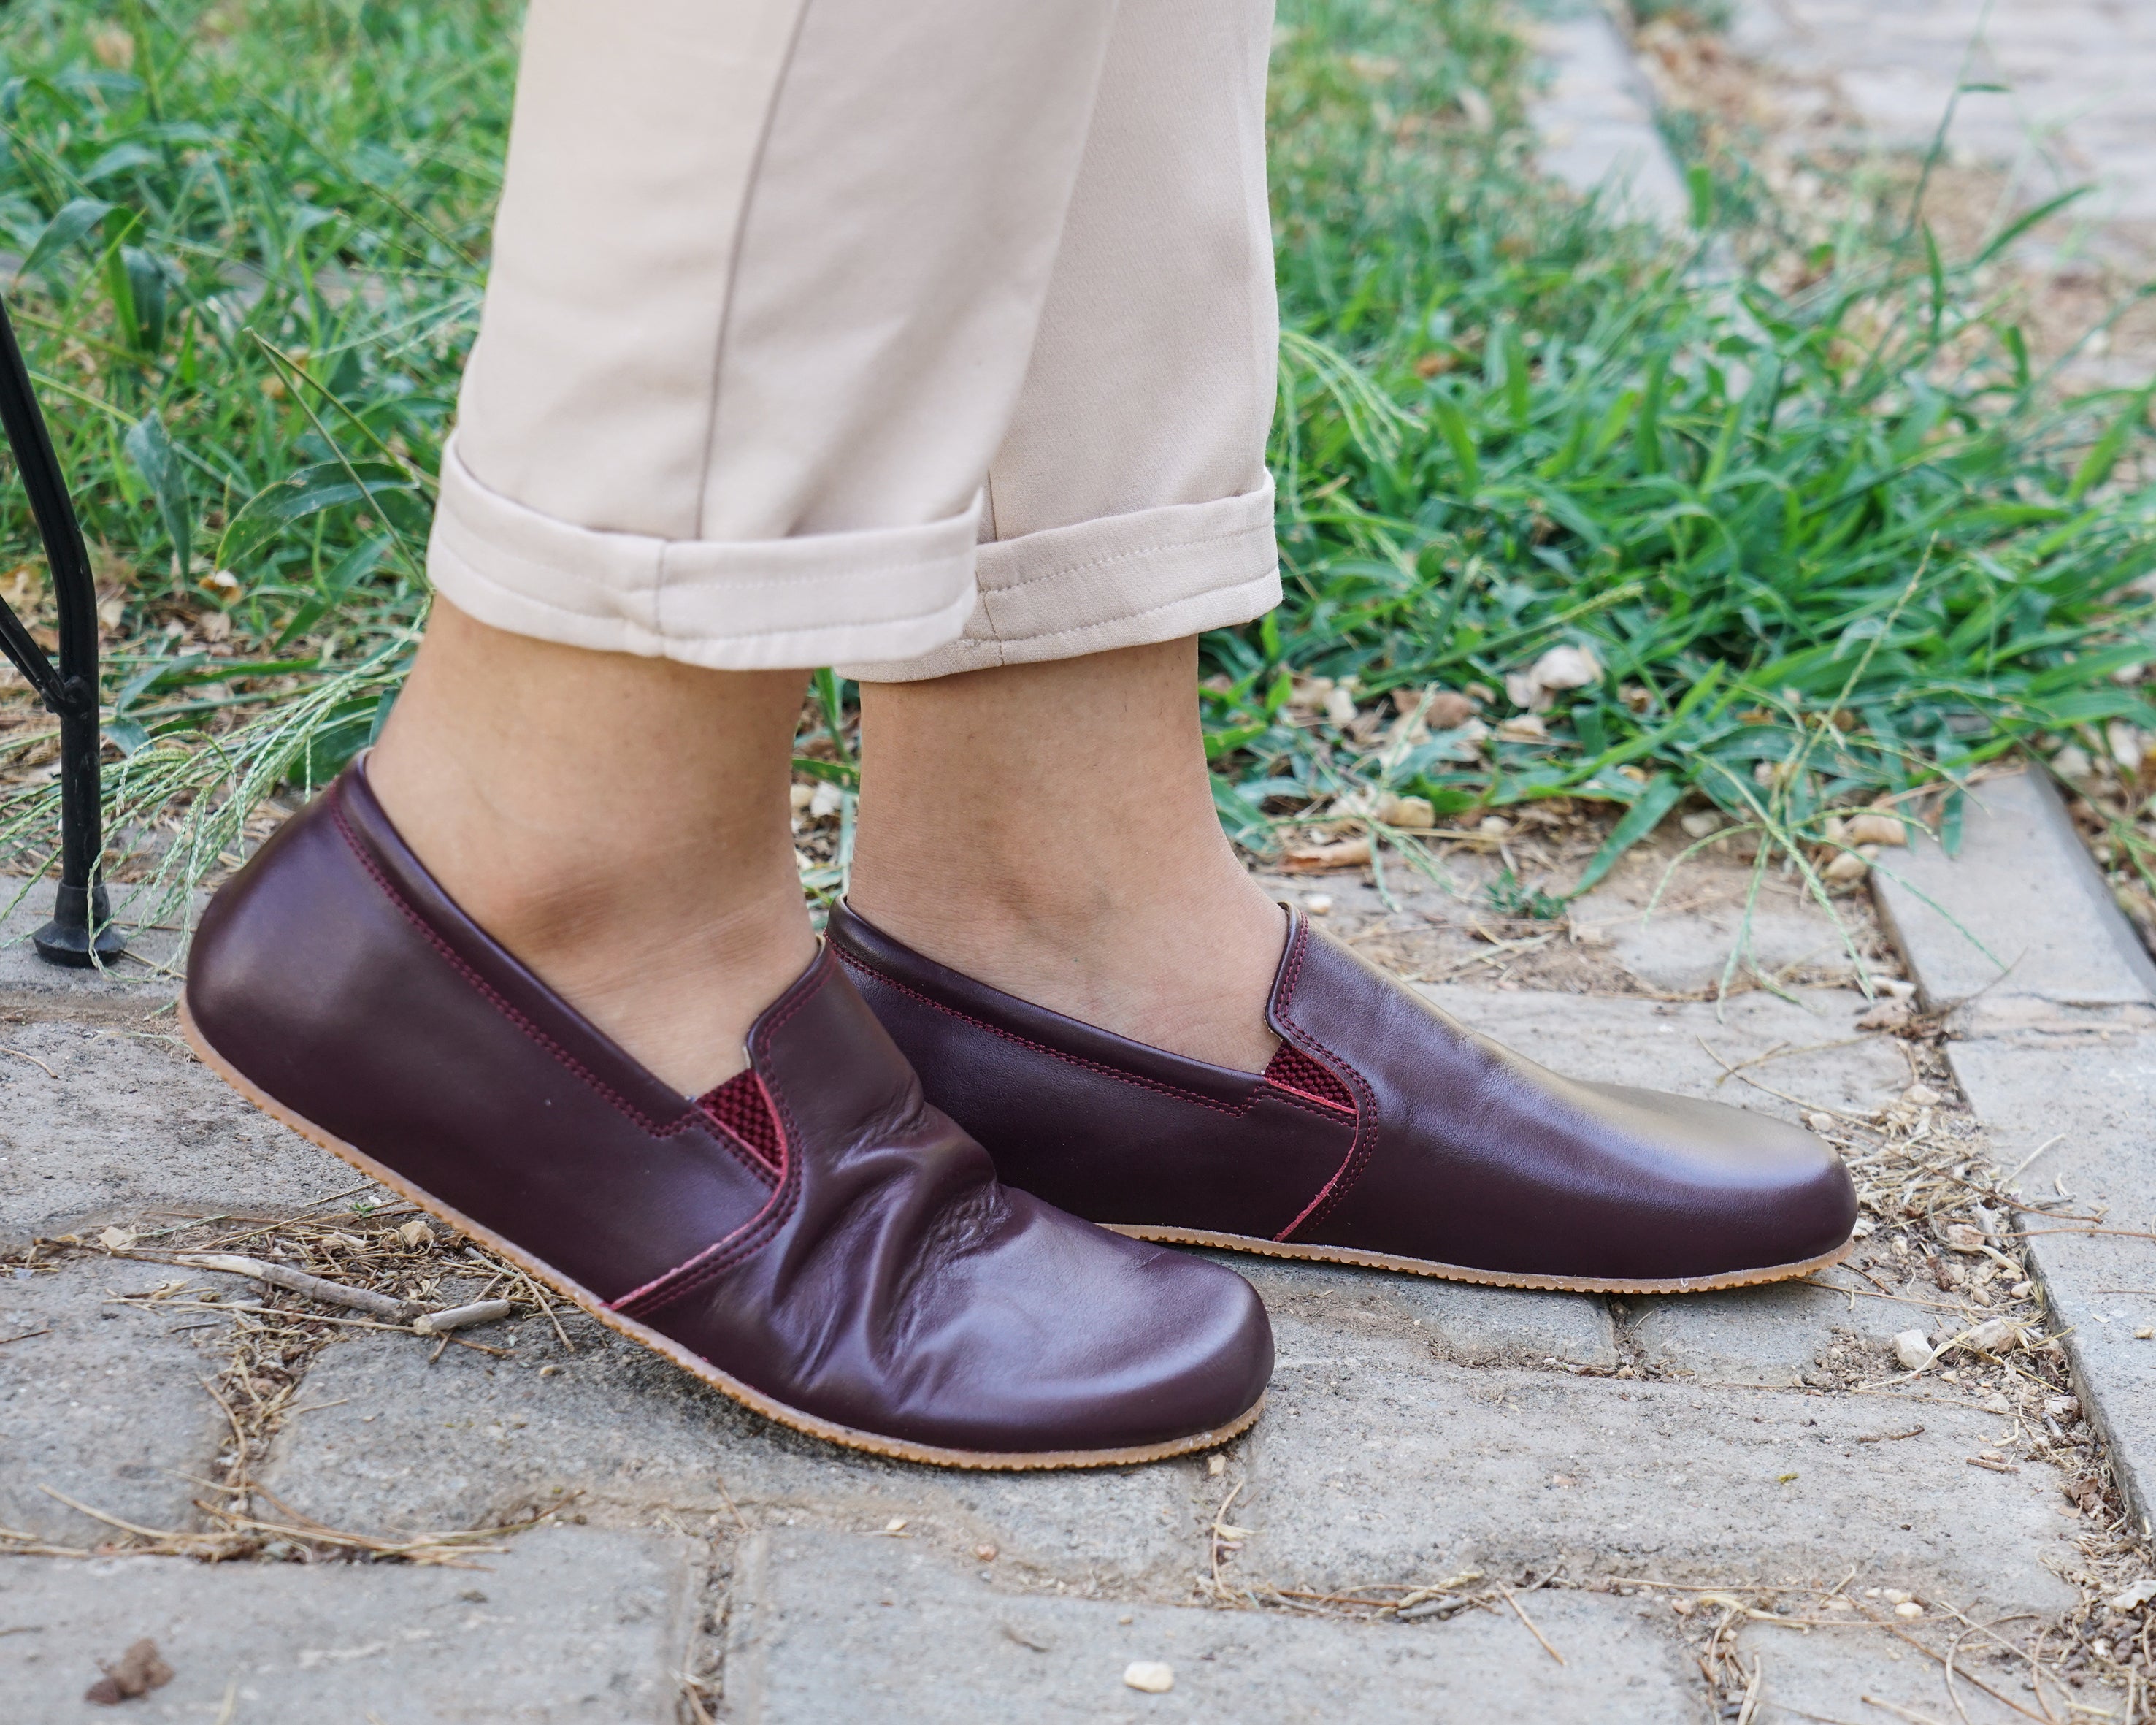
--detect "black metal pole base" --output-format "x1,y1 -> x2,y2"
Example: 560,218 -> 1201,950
31,880 -> 126,968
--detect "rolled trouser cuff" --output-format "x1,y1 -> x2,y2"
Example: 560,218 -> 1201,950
843,478 -> 1280,682
428,439 -> 981,671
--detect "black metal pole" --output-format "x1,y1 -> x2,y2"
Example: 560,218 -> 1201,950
0,290 -> 124,966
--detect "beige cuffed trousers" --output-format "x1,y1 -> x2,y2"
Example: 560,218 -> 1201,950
426,0 -> 1282,681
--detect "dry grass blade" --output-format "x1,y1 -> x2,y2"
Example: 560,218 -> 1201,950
1497,1584 -> 1565,1665
1860,1699 -> 1949,1725
413,1298 -> 515,1336
128,1250 -> 418,1320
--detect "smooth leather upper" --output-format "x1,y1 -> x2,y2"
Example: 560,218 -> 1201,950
829,901 -> 1858,1283
185,765 -> 1272,1453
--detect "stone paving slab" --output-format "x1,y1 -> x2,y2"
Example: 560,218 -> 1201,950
1419,983 -> 1911,1124
0,878 -> 186,1012
1871,769 -> 2156,1033
1194,1252 -> 1617,1369
1936,1036 -> 2156,1532
262,1315 -> 1214,1593
1740,1618 -> 2040,1725
1240,1313 -> 2077,1615
0,1526 -> 698,1722
724,1523 -> 1697,1724
1871,766 -> 2156,1529
1527,0 -> 1691,233
0,1017 -> 371,1245
0,1258 -> 225,1545
1570,873 -> 1863,997
1627,1269 -> 1908,1389
1731,0 -> 2156,221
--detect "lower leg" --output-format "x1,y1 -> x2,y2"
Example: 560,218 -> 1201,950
848,636 -> 1284,1072
365,600 -> 816,1096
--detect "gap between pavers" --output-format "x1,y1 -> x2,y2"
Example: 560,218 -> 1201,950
723,1522 -> 1697,1725
1873,766 -> 2156,1529
0,1257 -> 227,1544
259,1312 -> 1216,1594
1240,1312 -> 2077,1618
0,1525 -> 698,1721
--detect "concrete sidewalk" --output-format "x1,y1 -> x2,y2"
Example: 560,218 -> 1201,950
4,782 -> 2145,1722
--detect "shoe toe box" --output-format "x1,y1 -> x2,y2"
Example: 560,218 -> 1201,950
1585,1082 -> 1859,1278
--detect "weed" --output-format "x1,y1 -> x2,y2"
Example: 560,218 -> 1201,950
1214,0 -> 2156,894
1484,865 -> 1567,921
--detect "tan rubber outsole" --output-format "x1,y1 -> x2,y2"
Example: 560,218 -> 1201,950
178,998 -> 1264,1472
1106,1224 -> 1853,1295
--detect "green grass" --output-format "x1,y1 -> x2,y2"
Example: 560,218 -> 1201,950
1218,0 -> 2156,894
0,0 -> 2152,926
0,0 -> 509,906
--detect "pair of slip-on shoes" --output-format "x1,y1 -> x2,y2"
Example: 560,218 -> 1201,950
181,760 -> 1856,1469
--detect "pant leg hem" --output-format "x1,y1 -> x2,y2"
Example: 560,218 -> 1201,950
841,478 -> 1279,681
428,437 -> 981,670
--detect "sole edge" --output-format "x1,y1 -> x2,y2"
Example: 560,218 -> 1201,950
1105,1224 -> 1854,1295
176,997 -> 1265,1472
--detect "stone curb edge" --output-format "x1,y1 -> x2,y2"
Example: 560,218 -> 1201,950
1872,765 -> 2156,1531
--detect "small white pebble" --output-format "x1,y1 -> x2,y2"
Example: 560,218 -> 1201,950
2136,1327 -> 2153,1342
1124,1661 -> 1174,1694
1882,1590 -> 1911,1605
1892,1330 -> 1935,1372
1804,1112 -> 1837,1133
1903,1082 -> 1943,1108
1895,1601 -> 1925,1619
1303,893 -> 1333,916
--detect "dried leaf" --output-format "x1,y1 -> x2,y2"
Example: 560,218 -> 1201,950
1376,792 -> 1436,830
1283,838 -> 1372,873
85,1639 -> 172,1705
1845,812 -> 1908,846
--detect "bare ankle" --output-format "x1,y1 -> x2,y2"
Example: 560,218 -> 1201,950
850,867 -> 1285,1073
364,605 -> 816,1095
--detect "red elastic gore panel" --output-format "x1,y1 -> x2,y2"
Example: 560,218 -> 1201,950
1263,1042 -> 1355,1112
699,1070 -> 782,1169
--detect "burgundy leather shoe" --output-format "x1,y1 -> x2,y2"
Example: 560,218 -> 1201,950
829,902 -> 1858,1293
181,765 -> 1270,1469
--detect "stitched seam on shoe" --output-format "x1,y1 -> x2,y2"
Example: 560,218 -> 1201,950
699,1090 -> 782,1177
329,803 -> 775,1181
615,963 -> 835,1316
1265,1078 -> 1356,1117
1276,1023 -> 1378,1236
836,950 -> 1259,1117
836,946 -> 1354,1124
1270,922 -> 1380,1241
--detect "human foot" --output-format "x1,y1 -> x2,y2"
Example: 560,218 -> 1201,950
831,901 -> 1858,1293
183,765 -> 1273,1466
367,600 -> 814,1095
852,637 -> 1284,1072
